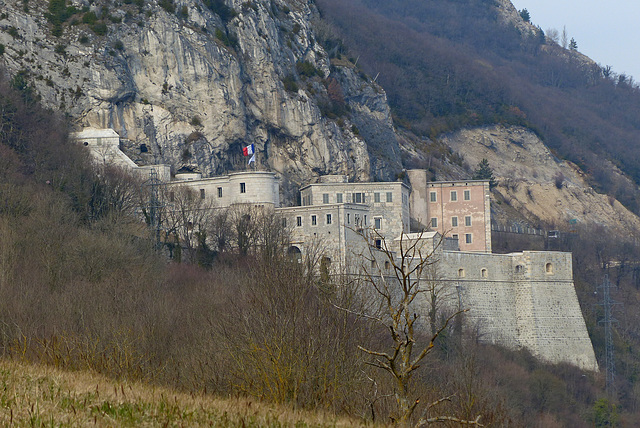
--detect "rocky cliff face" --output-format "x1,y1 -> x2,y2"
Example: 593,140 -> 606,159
441,125 -> 640,235
0,0 -> 401,189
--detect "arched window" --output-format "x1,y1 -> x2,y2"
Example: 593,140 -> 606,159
458,268 -> 465,278
515,265 -> 524,274
546,263 -> 554,274
481,268 -> 488,278
288,246 -> 302,263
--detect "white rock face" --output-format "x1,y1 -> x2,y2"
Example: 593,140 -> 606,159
0,0 -> 401,187
441,125 -> 640,235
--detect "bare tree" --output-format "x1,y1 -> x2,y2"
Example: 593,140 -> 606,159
162,185 -> 215,263
342,229 -> 480,426
546,28 -> 559,44
561,26 -> 568,49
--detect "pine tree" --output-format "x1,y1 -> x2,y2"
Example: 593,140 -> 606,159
519,8 -> 530,23
472,158 -> 497,188
569,37 -> 578,51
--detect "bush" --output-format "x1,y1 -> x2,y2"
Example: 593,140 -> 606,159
296,60 -> 323,78
203,0 -> 237,23
282,74 -> 298,93
159,0 -> 175,13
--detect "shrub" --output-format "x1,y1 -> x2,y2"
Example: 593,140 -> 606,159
90,22 -> 108,36
296,60 -> 322,78
282,74 -> 298,93
203,0 -> 237,23
113,40 -> 124,51
159,0 -> 175,13
190,116 -> 203,127
0,44 -> 5,56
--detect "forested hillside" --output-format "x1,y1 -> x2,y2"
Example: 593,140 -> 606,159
1,66 -> 637,426
315,0 -> 640,212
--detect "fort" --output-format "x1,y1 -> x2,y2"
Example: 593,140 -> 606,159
71,128 -> 599,371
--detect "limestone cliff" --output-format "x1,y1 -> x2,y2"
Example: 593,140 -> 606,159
440,125 -> 640,236
0,0 -> 401,188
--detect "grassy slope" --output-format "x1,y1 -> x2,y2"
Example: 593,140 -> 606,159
0,358 -> 371,427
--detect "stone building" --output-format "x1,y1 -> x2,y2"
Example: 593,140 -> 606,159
408,169 -> 491,252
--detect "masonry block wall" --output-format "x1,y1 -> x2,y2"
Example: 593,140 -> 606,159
437,250 -> 598,371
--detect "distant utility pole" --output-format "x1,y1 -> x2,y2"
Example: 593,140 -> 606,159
597,274 -> 620,395
147,169 -> 164,250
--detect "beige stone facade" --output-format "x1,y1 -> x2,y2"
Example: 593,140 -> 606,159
168,171 -> 280,209
299,176 -> 411,242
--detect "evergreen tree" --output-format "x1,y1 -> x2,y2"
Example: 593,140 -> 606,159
569,37 -> 578,51
472,158 -> 497,188
519,8 -> 530,22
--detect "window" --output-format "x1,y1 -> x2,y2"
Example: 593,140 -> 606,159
200,189 -> 205,199
464,190 -> 471,200
347,213 -> 351,224
354,214 -> 361,225
431,218 -> 438,228
169,191 -> 175,202
452,234 -> 458,240
240,182 -> 246,193
282,218 -> 287,228
450,191 -> 457,201
364,215 -> 367,225
375,239 -> 382,249
465,233 -> 472,244
481,268 -> 488,278
546,263 -> 554,274
336,193 -> 343,203
217,187 -> 223,198
311,215 -> 317,226
515,265 -> 524,274
451,216 -> 458,227
465,216 -> 472,227
352,193 -> 364,203
323,193 -> 329,204
326,214 -> 332,224
374,218 -> 382,229
296,216 -> 302,227
458,268 -> 465,278
430,191 -> 437,202
384,261 -> 390,270
374,192 -> 380,203
386,192 -> 393,202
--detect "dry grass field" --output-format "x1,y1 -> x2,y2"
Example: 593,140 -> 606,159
0,358 -> 373,427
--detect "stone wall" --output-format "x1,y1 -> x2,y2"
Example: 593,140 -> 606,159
435,250 -> 598,371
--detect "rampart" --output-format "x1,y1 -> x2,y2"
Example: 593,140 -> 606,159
435,250 -> 598,371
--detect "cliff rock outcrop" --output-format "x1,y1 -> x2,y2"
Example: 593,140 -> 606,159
0,0 -> 401,186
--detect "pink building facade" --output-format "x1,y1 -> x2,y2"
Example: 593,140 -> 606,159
408,170 -> 491,252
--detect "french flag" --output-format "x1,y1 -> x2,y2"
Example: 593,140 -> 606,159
242,144 -> 255,156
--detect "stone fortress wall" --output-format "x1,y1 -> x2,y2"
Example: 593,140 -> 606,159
435,249 -> 598,371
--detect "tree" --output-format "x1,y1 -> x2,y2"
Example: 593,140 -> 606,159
569,37 -> 578,51
519,9 -> 530,23
546,27 -> 559,44
472,158 -> 497,189
561,26 -> 568,49
345,230 -> 479,426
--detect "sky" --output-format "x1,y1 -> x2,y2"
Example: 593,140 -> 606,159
510,0 -> 640,81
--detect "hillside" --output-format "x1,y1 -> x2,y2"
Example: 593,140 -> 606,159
0,358 -> 363,426
315,0 -> 640,215
4,0 -> 640,426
